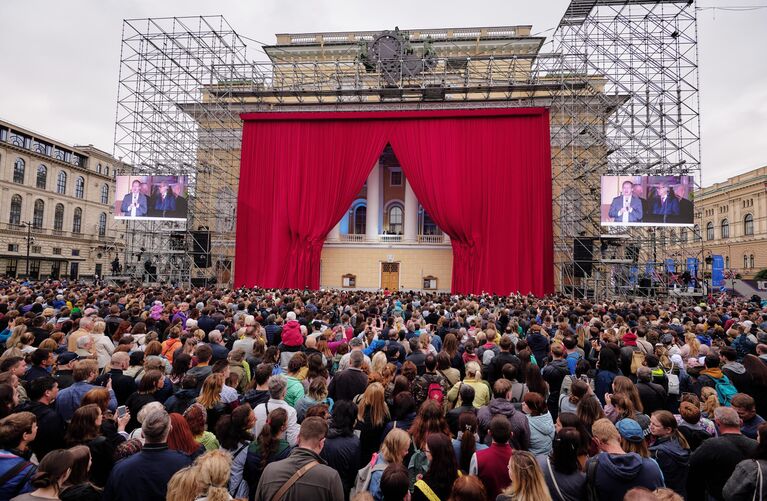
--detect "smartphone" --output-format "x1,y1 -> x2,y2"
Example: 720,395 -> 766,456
117,405 -> 127,418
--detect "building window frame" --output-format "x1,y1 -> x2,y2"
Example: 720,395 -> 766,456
36,165 -> 47,189
706,222 -> 714,241
72,207 -> 82,233
57,171 -> 67,194
387,203 -> 404,235
100,184 -> 109,205
13,158 -> 25,184
721,219 -> 729,239
75,176 -> 85,199
9,194 -> 22,226
744,213 -> 754,236
32,199 -> 44,229
98,213 -> 107,237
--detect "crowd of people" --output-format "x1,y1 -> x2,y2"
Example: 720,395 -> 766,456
1,280 -> 767,501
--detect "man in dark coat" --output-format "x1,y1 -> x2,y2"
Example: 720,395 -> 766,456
328,351 -> 368,402
541,344 -> 570,421
15,377 -> 65,461
103,409 -> 192,501
93,352 -> 136,405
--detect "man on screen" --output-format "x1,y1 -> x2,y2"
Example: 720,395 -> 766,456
651,182 -> 680,223
608,180 -> 643,223
149,180 -> 177,217
120,179 -> 148,217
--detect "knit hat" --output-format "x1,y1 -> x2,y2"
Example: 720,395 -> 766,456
616,419 -> 644,443
622,332 -> 637,347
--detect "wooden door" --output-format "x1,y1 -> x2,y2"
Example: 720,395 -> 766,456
381,262 -> 400,291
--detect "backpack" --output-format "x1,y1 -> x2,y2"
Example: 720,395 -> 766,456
351,453 -> 388,497
665,363 -> 680,395
714,375 -> 738,406
630,350 -> 645,375
427,382 -> 444,404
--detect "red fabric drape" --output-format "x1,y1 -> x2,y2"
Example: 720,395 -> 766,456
236,109 -> 553,295
235,120 -> 389,289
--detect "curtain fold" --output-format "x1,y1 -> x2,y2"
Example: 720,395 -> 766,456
235,120 -> 390,288
236,109 -> 552,295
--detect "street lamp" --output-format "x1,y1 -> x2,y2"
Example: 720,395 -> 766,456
20,221 -> 34,279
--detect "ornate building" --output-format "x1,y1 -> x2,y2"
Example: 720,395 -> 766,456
0,119 -> 122,280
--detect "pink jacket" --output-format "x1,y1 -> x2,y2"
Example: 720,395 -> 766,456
281,320 -> 303,347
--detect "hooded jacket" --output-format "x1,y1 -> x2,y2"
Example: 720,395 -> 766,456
587,452 -> 664,501
722,361 -> 754,394
321,427 -> 361,497
281,320 -> 304,347
15,400 -> 66,460
648,436 -> 689,497
527,412 -> 556,455
477,398 -> 530,450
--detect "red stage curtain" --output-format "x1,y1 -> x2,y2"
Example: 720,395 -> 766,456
389,113 -> 552,296
236,109 -> 552,295
236,120 -> 390,289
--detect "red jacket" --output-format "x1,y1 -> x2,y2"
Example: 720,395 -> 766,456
281,320 -> 303,347
476,443 -> 513,499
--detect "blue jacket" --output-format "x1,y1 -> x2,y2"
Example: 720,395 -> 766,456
595,370 -> 619,406
56,381 -> 117,422
0,450 -> 36,500
103,443 -> 192,501
587,452 -> 664,501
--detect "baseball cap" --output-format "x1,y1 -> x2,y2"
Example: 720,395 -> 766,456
616,419 -> 644,443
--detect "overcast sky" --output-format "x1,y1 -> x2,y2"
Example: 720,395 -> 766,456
0,1 -> 764,185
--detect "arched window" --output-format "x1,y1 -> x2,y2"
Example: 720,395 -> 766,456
751,254 -> 756,269
693,225 -> 701,242
57,171 -> 67,194
353,204 -> 366,234
98,213 -> 107,237
388,204 -> 403,234
680,228 -> 688,243
9,195 -> 22,225
32,199 -> 44,229
100,184 -> 109,205
97,163 -> 102,174
721,219 -> 729,239
72,207 -> 82,233
75,176 -> 85,198
105,166 -> 109,176
706,222 -> 714,241
745,255 -> 749,269
36,165 -> 47,189
745,213 -> 754,236
420,208 -> 439,236
13,158 -> 25,184
53,204 -> 64,231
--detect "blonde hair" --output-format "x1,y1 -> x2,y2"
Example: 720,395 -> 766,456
92,321 -> 106,335
380,428 -> 410,464
700,386 -> 719,416
195,450 -> 232,501
197,373 -> 224,409
5,325 -> 27,349
465,361 -> 482,381
357,382 -> 388,427
166,466 -> 200,501
502,450 -> 551,501
370,351 -> 387,374
684,333 -> 700,358
592,418 -> 621,444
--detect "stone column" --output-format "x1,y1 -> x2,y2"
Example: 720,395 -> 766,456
404,178 -> 418,243
365,162 -> 381,241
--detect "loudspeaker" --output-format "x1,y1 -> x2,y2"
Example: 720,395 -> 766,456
573,238 -> 594,277
191,231 -> 211,268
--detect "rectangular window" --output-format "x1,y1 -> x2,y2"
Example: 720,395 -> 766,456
31,245 -> 41,254
71,249 -> 80,256
390,170 -> 402,186
6,259 -> 17,278
52,247 -> 62,255
7,244 -> 19,252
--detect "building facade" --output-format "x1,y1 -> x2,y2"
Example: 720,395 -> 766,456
0,119 -> 122,280
682,166 -> 767,278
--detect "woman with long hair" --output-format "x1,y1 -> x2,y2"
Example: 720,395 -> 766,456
294,377 -> 333,423
166,464 -> 200,501
559,379 -> 589,415
184,403 -> 220,451
557,412 -> 596,459
524,365 -> 549,401
356,382 -> 391,464
196,373 -> 228,432
498,450 -> 551,501
169,353 -> 192,388
243,408 -> 292,500
606,376 -> 644,419
413,433 -> 460,501
63,404 -> 116,487
523,391 -> 555,456
539,427 -> 587,501
18,449 -> 74,500
59,445 -> 101,501
167,412 -> 206,459
700,386 -> 719,419
452,411 -> 487,474
368,428 -> 411,501
194,450 -> 233,501
215,404 -> 255,499
648,410 -> 690,498
408,399 -> 452,483
610,392 -> 650,436
0,383 -> 18,418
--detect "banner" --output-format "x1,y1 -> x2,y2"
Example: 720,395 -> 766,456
665,259 -> 676,273
712,255 -> 725,287
686,257 -> 698,277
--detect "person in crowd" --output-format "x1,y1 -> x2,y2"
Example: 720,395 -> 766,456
412,432 -> 459,501
295,376 -> 333,423
648,410 -> 689,498
723,422 -> 767,500
252,417 -> 344,501
452,411 -> 487,474
0,412 -> 38,499
379,463 -> 411,501
11,448 -> 73,501
124,369 -> 163,432
183,403 -> 220,451
470,415 -> 514,499
448,474 -> 487,501
321,400 -> 361,500
55,359 -> 117,422
447,383 -> 476,436
63,403 -> 127,487
329,350 -> 369,403
196,372 -> 229,433
688,406 -> 759,500
446,361 -> 490,408
542,343 -> 570,422
356,382 -> 391,464
368,428 -> 411,501
539,426 -> 587,501
731,392 -> 766,440
497,450 -> 551,501
215,403 -> 254,499
595,349 -> 621,406
635,366 -> 667,415
244,407 -> 292,499
14,376 -> 65,460
242,363 -> 273,409
585,418 -> 664,500
477,378 -> 530,450
59,445 -> 100,501
523,391 -> 555,456
103,409 -> 192,501
167,412 -> 206,459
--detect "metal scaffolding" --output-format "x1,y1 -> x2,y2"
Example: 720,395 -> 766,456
114,2 -> 701,297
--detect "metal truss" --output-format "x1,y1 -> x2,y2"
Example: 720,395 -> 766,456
114,3 -> 701,297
